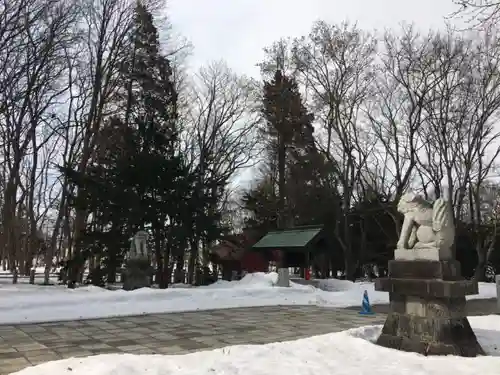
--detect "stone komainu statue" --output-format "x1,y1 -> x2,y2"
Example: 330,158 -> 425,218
397,193 -> 455,252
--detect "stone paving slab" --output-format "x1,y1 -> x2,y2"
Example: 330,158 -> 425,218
0,306 -> 384,374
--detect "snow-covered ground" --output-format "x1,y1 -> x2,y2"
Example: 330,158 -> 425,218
0,272 -> 496,325
10,315 -> 500,375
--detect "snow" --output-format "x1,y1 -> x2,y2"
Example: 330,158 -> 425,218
10,315 -> 500,375
0,272 -> 496,325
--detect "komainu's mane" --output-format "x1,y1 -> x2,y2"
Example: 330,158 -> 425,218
432,198 -> 451,232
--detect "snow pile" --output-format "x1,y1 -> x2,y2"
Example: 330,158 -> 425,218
317,278 -> 369,292
477,282 -> 498,300
0,272 -> 495,325
10,315 -> 500,375
204,272 -> 277,289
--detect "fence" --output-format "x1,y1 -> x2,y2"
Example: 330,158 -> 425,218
0,270 -> 110,284
0,270 -> 60,284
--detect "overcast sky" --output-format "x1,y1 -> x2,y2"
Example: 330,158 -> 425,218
165,0 -> 468,188
167,0 -> 463,77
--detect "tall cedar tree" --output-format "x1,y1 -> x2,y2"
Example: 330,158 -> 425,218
259,70 -> 318,228
64,2 -> 201,288
245,70 -> 345,277
124,2 -> 223,287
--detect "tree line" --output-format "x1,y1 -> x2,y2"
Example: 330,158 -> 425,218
0,0 -> 499,287
0,0 -> 259,286
243,5 -> 500,281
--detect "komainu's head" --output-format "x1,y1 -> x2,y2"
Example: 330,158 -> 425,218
397,192 -> 429,214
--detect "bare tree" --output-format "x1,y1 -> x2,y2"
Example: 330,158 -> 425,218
462,34 -> 500,278
291,21 -> 377,280
470,182 -> 500,277
414,29 -> 471,203
0,0 -> 79,280
184,61 -> 260,186
367,26 -> 445,201
374,25 -> 500,278
181,60 -> 260,282
424,29 -> 500,212
59,0 -> 135,286
18,114 -> 62,275
451,0 -> 500,28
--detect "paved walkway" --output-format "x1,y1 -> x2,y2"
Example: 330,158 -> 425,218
0,306 -> 384,374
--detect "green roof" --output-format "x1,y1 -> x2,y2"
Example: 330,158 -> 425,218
252,226 -> 323,249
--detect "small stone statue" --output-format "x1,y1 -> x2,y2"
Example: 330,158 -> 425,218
395,193 -> 455,260
128,230 -> 149,260
123,230 -> 152,290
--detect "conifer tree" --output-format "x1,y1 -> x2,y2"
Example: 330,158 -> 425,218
63,1 -> 202,287
261,69 -> 317,228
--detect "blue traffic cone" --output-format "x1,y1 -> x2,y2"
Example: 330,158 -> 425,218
359,290 -> 374,315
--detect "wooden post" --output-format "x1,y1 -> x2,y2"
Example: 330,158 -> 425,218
29,269 -> 35,284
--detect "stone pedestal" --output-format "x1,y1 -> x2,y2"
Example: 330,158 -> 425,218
123,258 -> 153,291
276,268 -> 290,287
374,259 -> 484,357
394,247 -> 452,261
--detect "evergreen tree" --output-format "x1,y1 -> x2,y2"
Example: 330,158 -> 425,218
120,1 -> 187,288
63,1 -> 201,288
242,176 -> 279,232
62,116 -> 136,287
261,69 -> 319,228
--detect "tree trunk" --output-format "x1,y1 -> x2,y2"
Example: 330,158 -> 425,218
2,178 -> 18,279
187,239 -> 198,285
68,211 -> 86,286
162,241 -> 172,289
155,248 -> 163,286
157,230 -> 169,289
277,133 -> 286,230
44,184 -> 69,284
107,257 -> 117,284
174,254 -> 184,283
474,239 -> 487,281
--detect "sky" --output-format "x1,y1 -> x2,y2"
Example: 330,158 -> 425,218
165,0 -> 467,188
167,0 -> 464,77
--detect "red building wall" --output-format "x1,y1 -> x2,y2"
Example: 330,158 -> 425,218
240,251 -> 268,273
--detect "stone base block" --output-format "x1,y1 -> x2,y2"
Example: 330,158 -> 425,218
122,259 -> 153,291
394,247 -> 452,261
374,256 -> 483,356
376,312 -> 484,357
276,268 -> 290,287
375,277 -> 478,298
389,294 -> 466,318
388,260 -> 462,281
123,276 -> 151,291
